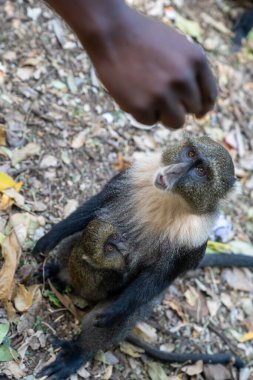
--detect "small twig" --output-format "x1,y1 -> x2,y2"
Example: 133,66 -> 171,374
208,321 -> 239,356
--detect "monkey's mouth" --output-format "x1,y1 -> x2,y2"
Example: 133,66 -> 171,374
154,163 -> 189,191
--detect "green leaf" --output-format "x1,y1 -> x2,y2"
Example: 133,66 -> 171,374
95,350 -> 110,364
0,344 -> 19,362
43,290 -> 61,307
175,14 -> 202,40
147,362 -> 168,380
0,323 -> 9,344
206,240 -> 231,253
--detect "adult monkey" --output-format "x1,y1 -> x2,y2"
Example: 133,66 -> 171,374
44,0 -> 217,128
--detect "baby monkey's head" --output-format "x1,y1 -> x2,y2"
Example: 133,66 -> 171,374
154,135 -> 236,214
82,219 -> 128,271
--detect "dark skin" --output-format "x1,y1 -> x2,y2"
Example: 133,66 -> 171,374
44,0 -> 217,128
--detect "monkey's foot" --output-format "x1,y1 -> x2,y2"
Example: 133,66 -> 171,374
36,339 -> 91,380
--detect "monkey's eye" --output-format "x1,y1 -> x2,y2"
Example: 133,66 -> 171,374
111,234 -> 118,240
195,164 -> 206,177
105,244 -> 114,252
187,149 -> 197,159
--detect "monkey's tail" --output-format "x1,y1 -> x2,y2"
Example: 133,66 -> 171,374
198,253 -> 253,268
127,334 -> 245,369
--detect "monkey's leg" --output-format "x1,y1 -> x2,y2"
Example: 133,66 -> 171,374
127,334 -> 245,369
35,297 -> 159,380
198,253 -> 253,268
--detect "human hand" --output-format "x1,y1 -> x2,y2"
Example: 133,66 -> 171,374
84,6 -> 217,128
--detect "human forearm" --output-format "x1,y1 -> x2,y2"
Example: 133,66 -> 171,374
44,0 -> 129,48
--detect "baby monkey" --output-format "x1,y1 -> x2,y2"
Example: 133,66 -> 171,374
48,218 -> 129,302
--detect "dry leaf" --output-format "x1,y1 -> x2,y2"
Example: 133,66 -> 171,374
40,154 -> 58,168
2,188 -> 24,209
0,231 -> 21,313
203,364 -> 231,380
14,284 -> 41,312
71,130 -> 88,149
134,322 -> 157,343
0,126 -> 6,145
0,172 -> 22,192
49,281 -> 82,320
222,268 -> 253,292
163,296 -> 187,322
12,142 -> 40,165
17,67 -> 34,81
240,331 -> 253,343
184,286 -> 198,306
182,360 -> 203,376
119,341 -> 144,358
63,199 -> 78,218
147,361 -> 168,380
102,365 -> 113,380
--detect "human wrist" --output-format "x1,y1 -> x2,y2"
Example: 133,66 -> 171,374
45,0 -> 130,50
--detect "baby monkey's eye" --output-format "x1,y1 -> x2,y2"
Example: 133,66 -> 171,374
195,164 -> 206,177
188,149 -> 197,159
106,244 -> 114,252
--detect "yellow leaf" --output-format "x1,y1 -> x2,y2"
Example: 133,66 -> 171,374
0,126 -> 6,145
240,331 -> 253,343
0,232 -> 21,314
0,172 -> 23,192
14,284 -> 41,312
0,193 -> 14,210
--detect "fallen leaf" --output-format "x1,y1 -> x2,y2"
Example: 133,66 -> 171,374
184,286 -> 198,306
222,268 -> 253,292
0,361 -> 25,379
40,154 -> 58,168
134,322 -> 157,343
0,231 -> 21,314
182,360 -> 203,375
11,142 -> 40,165
63,199 -> 78,218
0,172 -> 22,192
17,67 -> 34,81
207,299 -> 221,317
147,361 -> 168,380
203,364 -> 231,380
2,188 -> 24,209
175,14 -> 202,40
119,341 -> 144,358
14,284 -> 41,312
49,281 -> 82,320
102,365 -> 113,380
0,344 -> 19,362
229,240 -> 253,256
240,331 -> 253,343
0,323 -> 9,344
163,296 -> 187,322
71,130 -> 88,149
0,126 -> 6,145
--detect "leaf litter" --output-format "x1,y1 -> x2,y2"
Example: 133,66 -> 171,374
0,0 -> 253,379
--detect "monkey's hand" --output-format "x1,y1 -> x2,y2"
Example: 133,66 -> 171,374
36,338 -> 91,380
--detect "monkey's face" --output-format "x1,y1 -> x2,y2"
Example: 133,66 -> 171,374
155,135 -> 236,214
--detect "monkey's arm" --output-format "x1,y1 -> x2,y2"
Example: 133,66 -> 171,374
198,253 -> 253,268
95,264 -> 175,328
33,173 -> 123,254
232,6 -> 253,51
